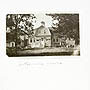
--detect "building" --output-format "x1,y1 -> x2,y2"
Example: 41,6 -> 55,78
49,29 -> 64,47
6,28 -> 16,48
6,27 -> 29,48
28,21 -> 51,48
49,28 -> 75,47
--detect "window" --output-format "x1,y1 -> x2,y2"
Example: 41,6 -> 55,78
44,30 -> 46,34
46,39 -> 50,41
41,38 -> 43,41
56,38 -> 58,42
53,39 -> 55,42
37,39 -> 39,41
30,39 -> 32,42
34,39 -> 35,42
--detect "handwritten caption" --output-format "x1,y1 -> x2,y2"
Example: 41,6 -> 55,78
19,61 -> 62,67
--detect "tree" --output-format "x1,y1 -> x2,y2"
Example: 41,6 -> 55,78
6,14 -> 36,50
46,14 -> 80,44
6,14 -> 36,33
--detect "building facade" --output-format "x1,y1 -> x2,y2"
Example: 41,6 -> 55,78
50,29 -> 75,48
28,22 -> 51,48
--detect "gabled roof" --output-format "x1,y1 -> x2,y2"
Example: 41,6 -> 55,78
34,26 -> 51,37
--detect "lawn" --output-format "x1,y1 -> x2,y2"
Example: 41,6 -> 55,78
6,46 -> 80,57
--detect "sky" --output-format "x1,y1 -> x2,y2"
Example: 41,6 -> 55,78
33,13 -> 53,29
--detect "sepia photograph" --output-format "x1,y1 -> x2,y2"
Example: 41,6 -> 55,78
6,13 -> 80,57
1,0 -> 89,89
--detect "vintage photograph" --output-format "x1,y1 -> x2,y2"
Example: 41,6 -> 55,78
6,13 -> 80,57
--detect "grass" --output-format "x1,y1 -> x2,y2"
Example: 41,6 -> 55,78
6,47 -> 79,57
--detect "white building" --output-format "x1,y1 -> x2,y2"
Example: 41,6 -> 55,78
28,21 -> 51,48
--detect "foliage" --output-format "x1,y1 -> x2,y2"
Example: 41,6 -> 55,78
6,14 -> 36,48
46,14 -> 80,44
6,14 -> 36,33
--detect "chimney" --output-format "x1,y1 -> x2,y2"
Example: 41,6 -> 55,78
41,21 -> 45,27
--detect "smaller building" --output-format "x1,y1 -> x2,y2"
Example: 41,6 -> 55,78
50,29 -> 65,47
6,41 -> 15,48
6,27 -> 29,48
50,28 -> 75,48
6,30 -> 16,48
